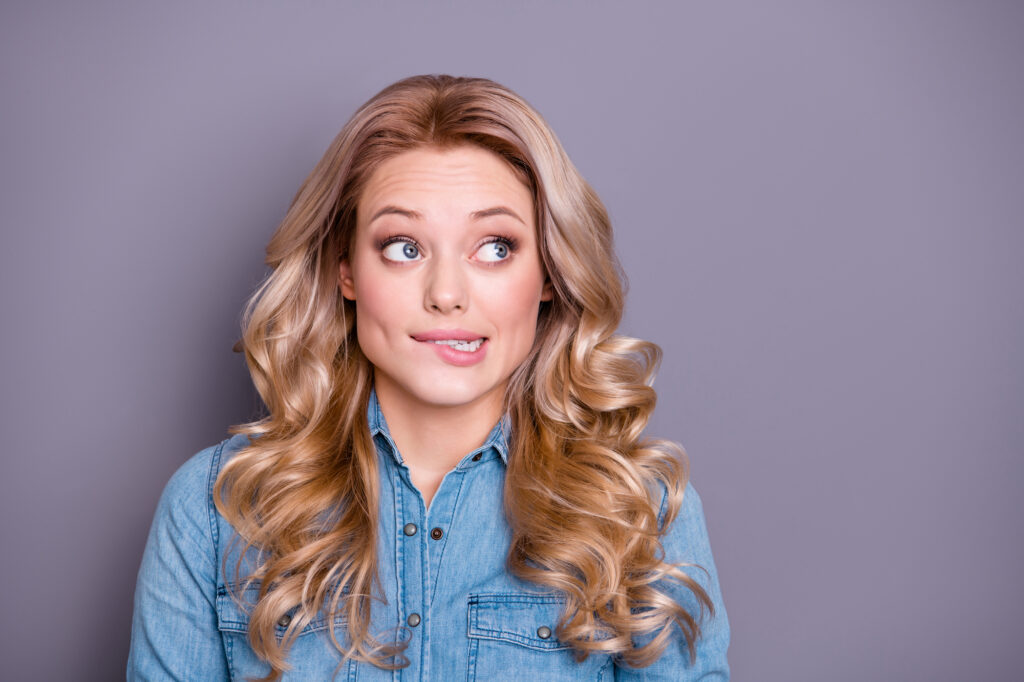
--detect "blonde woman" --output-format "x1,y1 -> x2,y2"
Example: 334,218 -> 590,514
128,74 -> 730,681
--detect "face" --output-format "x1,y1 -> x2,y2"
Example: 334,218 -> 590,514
339,145 -> 552,418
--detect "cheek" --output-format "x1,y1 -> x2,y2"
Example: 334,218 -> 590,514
484,274 -> 545,341
352,272 -> 410,338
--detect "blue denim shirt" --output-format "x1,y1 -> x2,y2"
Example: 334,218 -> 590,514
129,389 -> 729,680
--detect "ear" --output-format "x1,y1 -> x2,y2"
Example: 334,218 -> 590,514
540,277 -> 553,302
339,259 -> 357,301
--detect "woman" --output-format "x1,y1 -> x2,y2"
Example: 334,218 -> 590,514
129,74 -> 730,680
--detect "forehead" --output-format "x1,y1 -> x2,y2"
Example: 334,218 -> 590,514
357,145 -> 533,219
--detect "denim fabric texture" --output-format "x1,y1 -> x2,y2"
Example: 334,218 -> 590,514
128,388 -> 730,680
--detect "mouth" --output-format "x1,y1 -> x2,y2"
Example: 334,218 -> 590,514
416,337 -> 487,353
410,329 -> 489,353
412,333 -> 490,366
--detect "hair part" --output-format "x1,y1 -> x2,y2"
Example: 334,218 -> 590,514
215,74 -> 713,679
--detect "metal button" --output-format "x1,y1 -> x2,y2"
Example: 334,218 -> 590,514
278,614 -> 292,628
430,527 -> 443,540
403,523 -> 417,536
407,612 -> 421,627
536,625 -> 551,639
472,453 -> 482,461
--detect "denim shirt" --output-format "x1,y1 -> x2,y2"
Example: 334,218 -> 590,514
128,389 -> 730,680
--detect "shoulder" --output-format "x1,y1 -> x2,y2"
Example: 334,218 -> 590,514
651,477 -> 718,579
159,434 -> 250,503
131,437 -> 252,677
152,433 -> 251,544
652,474 -> 707,531
652,476 -> 725,616
660,481 -> 710,542
642,477 -> 731,676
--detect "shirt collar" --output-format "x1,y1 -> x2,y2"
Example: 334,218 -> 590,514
366,385 -> 511,466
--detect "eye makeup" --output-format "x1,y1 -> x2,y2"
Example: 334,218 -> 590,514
375,233 -> 417,252
477,234 -> 519,252
374,233 -> 521,262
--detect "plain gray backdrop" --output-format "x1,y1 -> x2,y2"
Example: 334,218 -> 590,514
1,1 -> 1021,680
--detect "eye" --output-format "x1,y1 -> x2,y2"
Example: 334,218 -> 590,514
475,237 -> 515,263
381,239 -> 421,262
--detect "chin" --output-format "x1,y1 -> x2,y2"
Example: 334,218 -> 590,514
415,385 -> 490,408
404,374 -> 500,409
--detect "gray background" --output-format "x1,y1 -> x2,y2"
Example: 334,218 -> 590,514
1,1 -> 1021,680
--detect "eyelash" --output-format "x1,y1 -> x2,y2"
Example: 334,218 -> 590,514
375,234 -> 520,262
375,234 -> 415,251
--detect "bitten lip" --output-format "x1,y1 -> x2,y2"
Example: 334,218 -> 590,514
411,329 -> 488,342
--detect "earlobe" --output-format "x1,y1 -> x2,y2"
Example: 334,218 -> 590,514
540,278 -> 553,302
339,260 -> 357,301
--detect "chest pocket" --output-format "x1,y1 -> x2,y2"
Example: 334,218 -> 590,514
216,583 -> 355,682
467,594 -> 613,681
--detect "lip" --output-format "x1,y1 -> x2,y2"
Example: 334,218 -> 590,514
411,329 -> 489,367
411,328 -> 488,342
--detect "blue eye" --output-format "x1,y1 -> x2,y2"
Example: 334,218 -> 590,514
382,240 -> 421,262
476,239 -> 513,263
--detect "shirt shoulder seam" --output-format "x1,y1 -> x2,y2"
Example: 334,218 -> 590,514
205,438 -> 228,551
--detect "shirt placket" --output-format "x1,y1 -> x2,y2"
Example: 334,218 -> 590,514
369,390 -> 509,681
392,465 -> 426,680
421,468 -> 465,613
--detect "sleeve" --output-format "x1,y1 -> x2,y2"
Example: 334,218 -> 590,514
614,481 -> 731,681
127,442 -> 231,681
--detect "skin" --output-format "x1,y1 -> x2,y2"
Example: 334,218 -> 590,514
339,145 -> 552,508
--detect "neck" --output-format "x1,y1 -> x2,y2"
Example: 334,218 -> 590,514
374,378 -> 505,475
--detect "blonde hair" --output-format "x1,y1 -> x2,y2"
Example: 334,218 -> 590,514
215,74 -> 714,678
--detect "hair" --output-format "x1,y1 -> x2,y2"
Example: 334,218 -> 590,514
214,74 -> 714,679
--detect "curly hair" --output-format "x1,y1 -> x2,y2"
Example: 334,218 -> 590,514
214,74 -> 714,679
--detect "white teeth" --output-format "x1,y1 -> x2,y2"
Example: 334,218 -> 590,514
429,338 -> 485,352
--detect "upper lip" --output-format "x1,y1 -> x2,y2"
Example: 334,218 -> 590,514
411,328 -> 488,342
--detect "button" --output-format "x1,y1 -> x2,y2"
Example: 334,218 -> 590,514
407,612 -> 421,627
278,614 -> 292,628
536,625 -> 551,639
403,523 -> 417,536
430,527 -> 443,540
472,453 -> 482,461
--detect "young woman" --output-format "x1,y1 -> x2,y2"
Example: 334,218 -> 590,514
128,74 -> 730,680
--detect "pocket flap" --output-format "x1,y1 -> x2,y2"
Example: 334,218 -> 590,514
216,582 -> 346,636
467,594 -> 571,651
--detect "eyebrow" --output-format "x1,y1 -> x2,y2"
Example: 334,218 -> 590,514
368,205 -> 525,225
470,206 -> 526,224
368,205 -> 422,223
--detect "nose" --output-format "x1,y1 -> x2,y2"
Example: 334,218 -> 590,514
423,256 -> 468,314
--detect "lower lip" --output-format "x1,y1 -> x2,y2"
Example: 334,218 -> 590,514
416,338 -> 489,366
